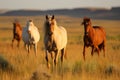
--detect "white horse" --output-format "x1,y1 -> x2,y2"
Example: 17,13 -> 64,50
44,15 -> 67,69
22,20 -> 40,56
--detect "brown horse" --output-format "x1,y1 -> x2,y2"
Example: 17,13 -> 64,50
12,21 -> 22,48
82,17 -> 106,60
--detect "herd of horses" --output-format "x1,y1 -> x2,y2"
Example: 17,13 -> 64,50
11,15 -> 106,69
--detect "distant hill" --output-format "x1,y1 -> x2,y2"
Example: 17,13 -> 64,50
0,9 -> 9,14
0,7 -> 120,20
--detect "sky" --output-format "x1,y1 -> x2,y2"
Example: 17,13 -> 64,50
0,0 -> 120,10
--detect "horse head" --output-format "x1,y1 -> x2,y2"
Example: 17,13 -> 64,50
82,17 -> 92,35
13,22 -> 21,34
45,15 -> 56,36
27,20 -> 34,35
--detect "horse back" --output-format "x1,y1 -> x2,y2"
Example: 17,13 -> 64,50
30,26 -> 40,43
93,26 -> 106,45
54,26 -> 67,50
93,26 -> 106,36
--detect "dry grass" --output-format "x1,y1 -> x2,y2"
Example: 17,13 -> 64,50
0,16 -> 120,80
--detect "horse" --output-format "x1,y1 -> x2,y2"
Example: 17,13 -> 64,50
82,17 -> 106,60
12,21 -> 22,48
22,20 -> 40,56
44,15 -> 67,69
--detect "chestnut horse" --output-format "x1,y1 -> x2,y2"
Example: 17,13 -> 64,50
82,17 -> 106,60
12,21 -> 22,48
44,15 -> 67,69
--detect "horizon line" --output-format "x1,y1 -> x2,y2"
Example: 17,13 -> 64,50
1,6 -> 119,11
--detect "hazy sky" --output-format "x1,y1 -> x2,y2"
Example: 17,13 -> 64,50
0,0 -> 120,10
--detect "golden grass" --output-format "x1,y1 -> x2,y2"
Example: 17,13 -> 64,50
0,16 -> 120,80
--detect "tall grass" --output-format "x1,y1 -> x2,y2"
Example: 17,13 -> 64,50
0,16 -> 120,80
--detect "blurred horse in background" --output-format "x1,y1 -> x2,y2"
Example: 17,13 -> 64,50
82,17 -> 106,60
12,20 -> 22,48
44,15 -> 67,69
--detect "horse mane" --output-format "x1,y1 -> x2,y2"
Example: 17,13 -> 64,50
93,26 -> 101,28
93,26 -> 104,31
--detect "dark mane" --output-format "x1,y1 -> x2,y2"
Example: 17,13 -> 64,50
93,26 -> 102,29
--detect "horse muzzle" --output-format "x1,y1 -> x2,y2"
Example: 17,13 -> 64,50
28,30 -> 31,34
48,32 -> 53,36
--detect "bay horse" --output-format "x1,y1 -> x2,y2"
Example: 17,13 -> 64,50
12,21 -> 22,48
22,20 -> 40,56
44,15 -> 67,69
82,17 -> 106,60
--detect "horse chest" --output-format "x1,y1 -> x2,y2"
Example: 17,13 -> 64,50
45,39 -> 57,52
84,35 -> 93,47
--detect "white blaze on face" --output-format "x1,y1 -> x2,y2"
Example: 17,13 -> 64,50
27,20 -> 34,34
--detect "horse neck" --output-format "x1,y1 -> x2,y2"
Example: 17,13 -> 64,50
85,24 -> 94,36
89,25 -> 94,31
18,25 -> 22,30
53,24 -> 58,30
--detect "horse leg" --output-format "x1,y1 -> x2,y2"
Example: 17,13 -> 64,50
83,45 -> 86,60
28,44 -> 30,54
96,46 -> 100,56
34,44 -> 37,56
54,50 -> 59,67
64,47 -> 67,59
103,42 -> 105,57
45,50 -> 50,69
17,40 -> 20,48
61,48 -> 64,65
91,46 -> 94,56
61,47 -> 67,64
12,38 -> 15,48
24,43 -> 28,51
51,52 -> 54,70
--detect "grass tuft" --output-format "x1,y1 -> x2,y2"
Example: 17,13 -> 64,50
105,65 -> 113,76
72,61 -> 82,74
84,61 -> 98,73
0,54 -> 14,72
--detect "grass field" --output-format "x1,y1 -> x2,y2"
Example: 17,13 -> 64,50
0,16 -> 120,80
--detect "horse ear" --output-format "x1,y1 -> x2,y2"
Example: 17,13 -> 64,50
52,15 -> 54,19
46,15 -> 48,19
